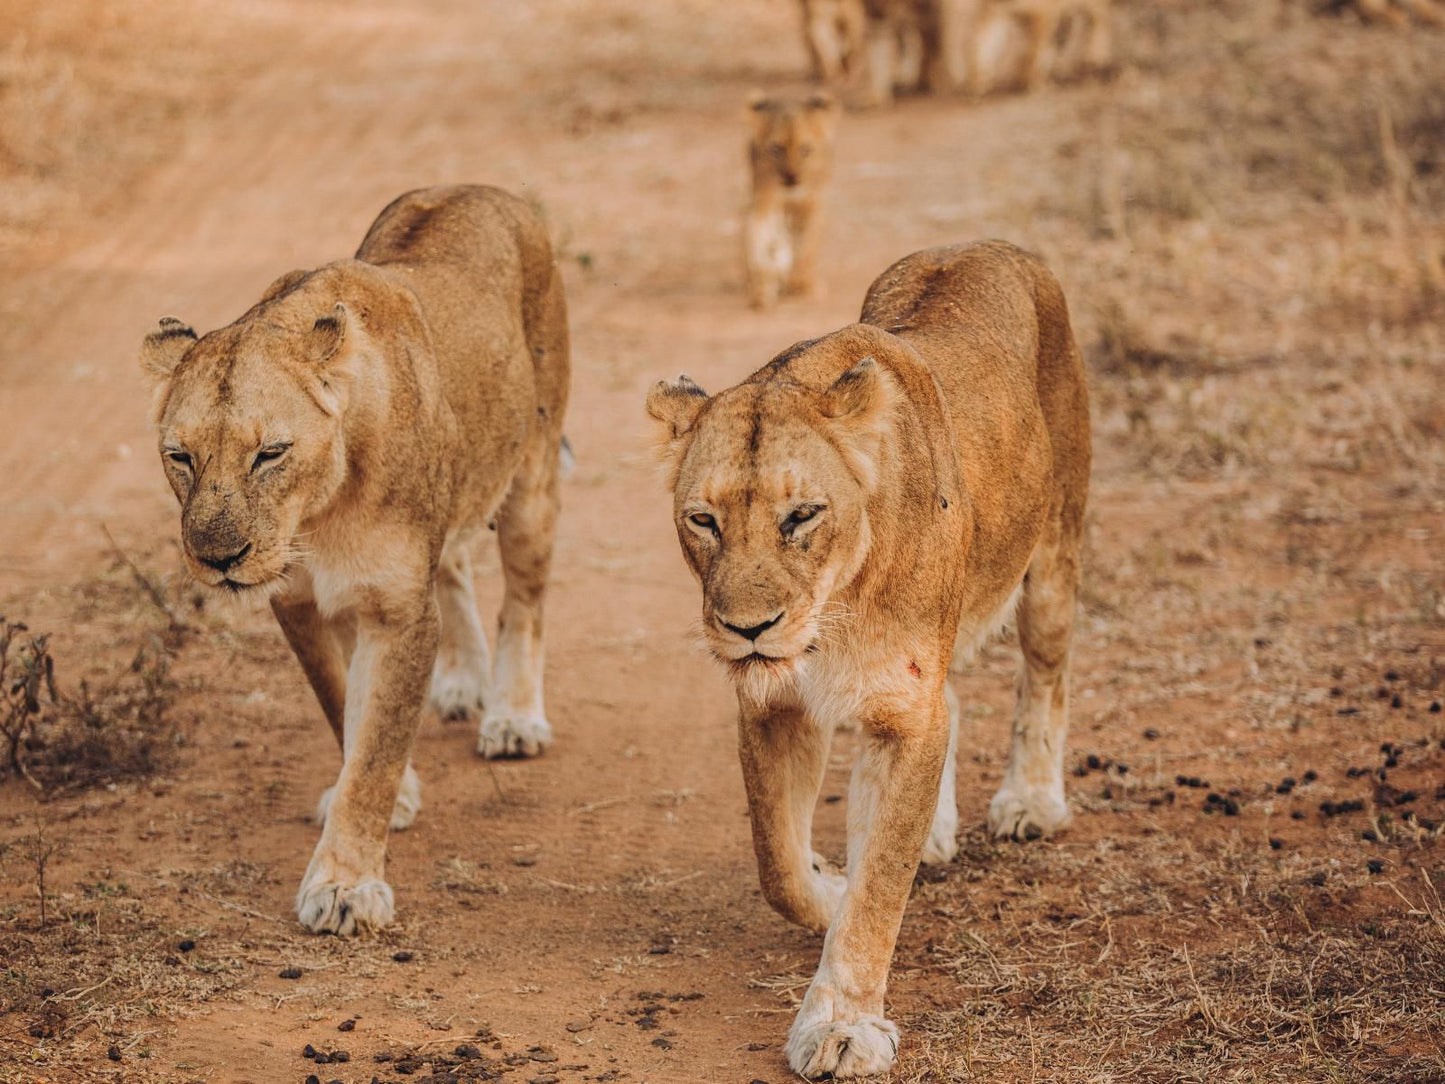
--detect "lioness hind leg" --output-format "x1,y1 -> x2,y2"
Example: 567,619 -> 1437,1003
479,436 -> 561,759
429,538 -> 492,721
920,682 -> 960,864
739,699 -> 845,933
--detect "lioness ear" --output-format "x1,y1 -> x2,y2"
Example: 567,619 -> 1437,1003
645,374 -> 710,477
819,357 -> 896,492
139,317 -> 197,385
301,303 -> 355,416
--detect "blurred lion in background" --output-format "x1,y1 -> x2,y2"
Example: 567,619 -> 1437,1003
801,0 -> 1112,107
1332,0 -> 1445,24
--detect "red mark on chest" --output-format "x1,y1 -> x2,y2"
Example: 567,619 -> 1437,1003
908,660 -> 922,678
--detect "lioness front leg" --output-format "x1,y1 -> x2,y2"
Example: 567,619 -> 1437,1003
273,585 -> 421,832
740,697 -> 847,932
479,438 -> 560,758
784,696 -> 948,1079
296,600 -> 437,935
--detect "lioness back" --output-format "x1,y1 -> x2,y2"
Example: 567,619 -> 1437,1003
357,185 -> 570,528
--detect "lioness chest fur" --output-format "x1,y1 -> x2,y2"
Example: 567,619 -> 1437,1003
141,185 -> 570,934
647,241 -> 1089,1079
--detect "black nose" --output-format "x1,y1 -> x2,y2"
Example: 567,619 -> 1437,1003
721,612 -> 784,642
782,172 -> 799,187
200,542 -> 252,573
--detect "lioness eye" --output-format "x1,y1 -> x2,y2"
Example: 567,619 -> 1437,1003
782,505 -> 823,536
166,450 -> 192,470
252,444 -> 290,472
770,144 -> 787,158
689,512 -> 717,532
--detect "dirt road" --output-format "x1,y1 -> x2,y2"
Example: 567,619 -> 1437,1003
2,2 -> 1443,1082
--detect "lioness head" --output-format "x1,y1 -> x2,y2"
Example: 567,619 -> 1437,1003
747,91 -> 838,190
646,350 -> 895,682
139,274 -> 357,594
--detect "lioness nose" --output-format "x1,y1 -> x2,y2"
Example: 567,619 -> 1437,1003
199,542 -> 252,573
720,612 -> 784,642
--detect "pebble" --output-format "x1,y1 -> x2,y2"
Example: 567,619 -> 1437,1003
1269,838 -> 1283,850
1143,728 -> 1159,740
1368,859 -> 1385,874
392,951 -> 414,963
279,967 -> 303,979
338,1019 -> 355,1033
178,939 -> 195,952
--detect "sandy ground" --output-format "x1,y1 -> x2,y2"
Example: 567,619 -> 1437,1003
2,1 -> 1444,1082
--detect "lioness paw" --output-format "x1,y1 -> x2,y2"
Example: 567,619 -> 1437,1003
477,711 -> 551,759
987,781 -> 1070,842
295,874 -> 394,936
315,763 -> 422,832
786,1012 -> 900,1080
430,666 -> 487,722
921,796 -> 959,864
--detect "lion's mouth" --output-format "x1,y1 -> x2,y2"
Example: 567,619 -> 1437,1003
725,651 -> 796,678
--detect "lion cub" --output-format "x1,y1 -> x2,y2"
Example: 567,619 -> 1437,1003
648,242 -> 1090,1077
141,186 -> 570,935
743,92 -> 839,310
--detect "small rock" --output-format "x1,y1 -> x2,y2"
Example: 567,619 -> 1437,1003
651,1037 -> 674,1050
565,1019 -> 594,1033
303,1043 -> 318,1060
1429,701 -> 1441,714
1143,728 -> 1159,740
1384,670 -> 1400,682
1269,838 -> 1283,850
392,951 -> 414,963
178,939 -> 195,952
107,1044 -> 122,1062
454,1043 -> 482,1058
1303,770 -> 1318,782
338,1019 -> 355,1033
1367,859 -> 1385,874
279,967 -> 303,979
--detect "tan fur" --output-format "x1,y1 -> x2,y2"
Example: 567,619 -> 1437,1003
800,0 -> 869,82
646,242 -> 1090,1077
856,0 -> 1112,105
1350,0 -> 1445,24
141,185 -> 570,935
743,93 -> 839,310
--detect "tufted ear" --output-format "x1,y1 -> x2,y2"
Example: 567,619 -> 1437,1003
139,317 -> 197,386
819,356 -> 896,492
300,303 -> 356,416
645,374 -> 710,476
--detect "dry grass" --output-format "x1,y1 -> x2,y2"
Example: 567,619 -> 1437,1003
874,829 -> 1445,1082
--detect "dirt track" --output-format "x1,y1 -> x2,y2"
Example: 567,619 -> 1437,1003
2,2 -> 1444,1082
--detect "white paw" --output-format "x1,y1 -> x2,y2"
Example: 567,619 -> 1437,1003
786,1011 -> 900,1079
921,796 -> 959,864
430,665 -> 487,722
295,873 -> 394,936
987,779 -> 1070,841
477,710 -> 551,759
315,763 -> 422,831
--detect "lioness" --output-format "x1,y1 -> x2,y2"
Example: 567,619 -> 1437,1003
646,241 -> 1089,1078
1344,0 -> 1444,24
141,185 -> 570,934
857,0 -> 1112,105
800,0 -> 868,83
743,92 -> 839,310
